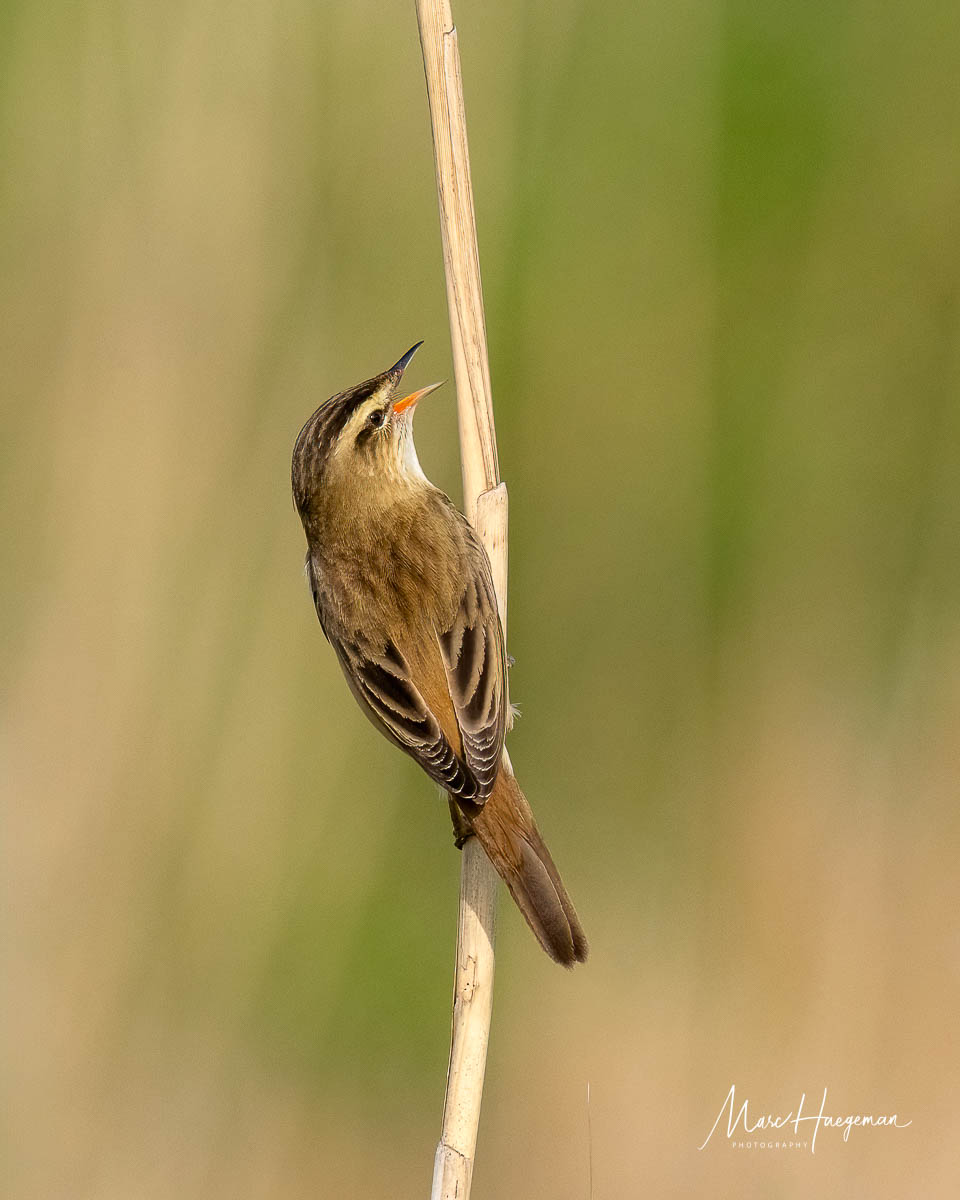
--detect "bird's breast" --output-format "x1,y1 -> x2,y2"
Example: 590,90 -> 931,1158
308,491 -> 467,645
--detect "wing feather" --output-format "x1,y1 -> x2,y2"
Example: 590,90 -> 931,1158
306,529 -> 507,806
330,632 -> 481,800
437,565 -> 507,799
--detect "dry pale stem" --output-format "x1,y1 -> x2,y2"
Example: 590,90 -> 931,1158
416,2 -> 506,1198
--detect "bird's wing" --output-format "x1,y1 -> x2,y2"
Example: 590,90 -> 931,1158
326,624 -> 487,801
307,536 -> 506,806
435,556 -> 507,801
306,558 -> 475,796
327,630 -> 484,801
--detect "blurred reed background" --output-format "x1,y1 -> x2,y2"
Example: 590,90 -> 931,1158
4,0 -> 960,1196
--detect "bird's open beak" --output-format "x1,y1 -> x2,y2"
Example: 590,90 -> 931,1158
392,380 -> 445,415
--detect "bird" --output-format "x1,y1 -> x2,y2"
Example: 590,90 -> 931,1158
291,343 -> 587,966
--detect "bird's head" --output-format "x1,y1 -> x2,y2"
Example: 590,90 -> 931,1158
292,342 -> 444,529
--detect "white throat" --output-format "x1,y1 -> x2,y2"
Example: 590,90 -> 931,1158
397,414 -> 429,484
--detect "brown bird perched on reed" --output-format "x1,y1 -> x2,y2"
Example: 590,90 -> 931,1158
291,343 -> 587,966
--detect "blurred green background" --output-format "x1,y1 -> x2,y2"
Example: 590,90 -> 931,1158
4,0 -> 960,1196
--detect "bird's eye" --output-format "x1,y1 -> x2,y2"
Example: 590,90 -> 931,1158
367,409 -> 387,430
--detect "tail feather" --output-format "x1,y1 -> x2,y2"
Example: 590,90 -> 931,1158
463,767 -> 588,967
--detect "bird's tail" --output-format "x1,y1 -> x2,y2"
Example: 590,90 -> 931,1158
462,763 -> 588,967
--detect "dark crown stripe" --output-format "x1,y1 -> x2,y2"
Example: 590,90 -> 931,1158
316,377 -> 381,446
292,373 -> 389,508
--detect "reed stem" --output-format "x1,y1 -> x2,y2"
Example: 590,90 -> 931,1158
415,3 -> 505,1196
